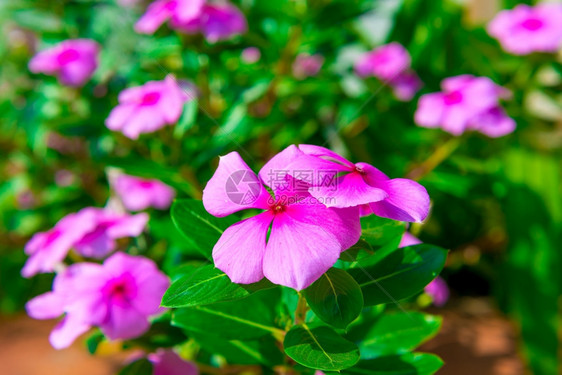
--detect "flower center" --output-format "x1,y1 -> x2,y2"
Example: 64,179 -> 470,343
57,49 -> 80,64
102,273 -> 137,306
521,18 -> 543,31
443,90 -> 463,105
140,92 -> 161,105
354,165 -> 365,175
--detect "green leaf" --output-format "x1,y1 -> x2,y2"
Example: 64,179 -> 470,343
359,312 -> 442,357
162,264 -> 252,308
283,324 -> 360,371
170,199 -> 238,259
360,215 -> 406,248
118,358 -> 153,375
343,353 -> 443,375
174,100 -> 198,139
303,268 -> 364,329
172,289 -> 281,340
85,331 -> 105,355
348,244 -> 447,306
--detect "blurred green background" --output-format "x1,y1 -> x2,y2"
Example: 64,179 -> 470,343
0,0 -> 560,374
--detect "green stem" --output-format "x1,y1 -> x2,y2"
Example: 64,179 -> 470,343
294,293 -> 308,326
406,136 -> 461,180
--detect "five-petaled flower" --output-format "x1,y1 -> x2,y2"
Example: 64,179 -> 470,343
202,149 -> 361,290
22,208 -> 148,277
114,174 -> 176,211
26,253 -> 169,349
415,75 -> 515,137
29,39 -> 99,87
106,76 -> 189,139
488,3 -> 562,55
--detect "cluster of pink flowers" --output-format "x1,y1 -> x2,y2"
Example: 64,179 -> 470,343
26,252 -> 169,349
355,42 -> 422,101
415,75 -> 515,137
29,39 -> 99,87
202,144 -> 429,290
22,207 -> 148,277
488,3 -> 562,55
135,0 -> 247,42
106,76 -> 190,139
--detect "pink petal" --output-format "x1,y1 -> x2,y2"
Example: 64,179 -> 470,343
399,232 -> 422,248
134,0 -> 174,34
263,213 -> 343,290
298,144 -> 355,169
106,212 -> 149,239
202,152 -> 270,217
213,212 -> 273,284
366,178 -> 430,222
26,292 -> 65,319
49,315 -> 91,349
106,103 -> 137,131
101,303 -> 150,340
415,93 -> 445,128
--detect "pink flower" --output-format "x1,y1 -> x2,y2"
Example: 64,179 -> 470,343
424,276 -> 449,307
29,39 -> 98,87
241,47 -> 261,64
135,0 -> 247,42
134,0 -> 205,34
26,253 -> 169,349
173,3 -> 247,43
415,75 -> 514,137
292,53 -> 325,79
22,208 -> 148,277
114,174 -> 175,211
488,3 -> 562,55
202,148 -> 361,290
284,145 -> 430,223
149,350 -> 199,375
355,42 -> 411,81
355,43 -> 422,101
106,76 -> 189,139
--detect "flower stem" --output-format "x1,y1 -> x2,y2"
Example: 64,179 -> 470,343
406,136 -> 462,180
294,293 -> 308,325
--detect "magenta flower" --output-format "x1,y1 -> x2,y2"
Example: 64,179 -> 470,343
135,0 -> 247,42
149,350 -> 199,375
202,148 -> 361,290
424,276 -> 450,307
355,42 -> 411,81
114,174 -> 175,211
355,42 -> 422,101
29,39 -> 98,87
488,3 -> 562,55
415,75 -> 514,137
292,53 -> 325,79
106,76 -> 189,139
284,145 -> 429,223
134,0 -> 205,34
22,208 -> 148,277
26,253 -> 169,349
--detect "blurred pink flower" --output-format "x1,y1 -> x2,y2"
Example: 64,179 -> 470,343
241,47 -> 261,64
355,42 -> 411,81
29,39 -> 98,87
26,253 -> 169,349
114,174 -> 175,211
415,75 -> 515,137
355,42 -> 422,101
424,276 -> 449,307
202,149 -> 361,290
149,350 -> 199,375
488,3 -> 562,55
135,0 -> 247,42
106,76 -> 189,139
22,208 -> 148,277
292,53 -> 325,79
285,145 -> 430,223
134,0 -> 205,34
